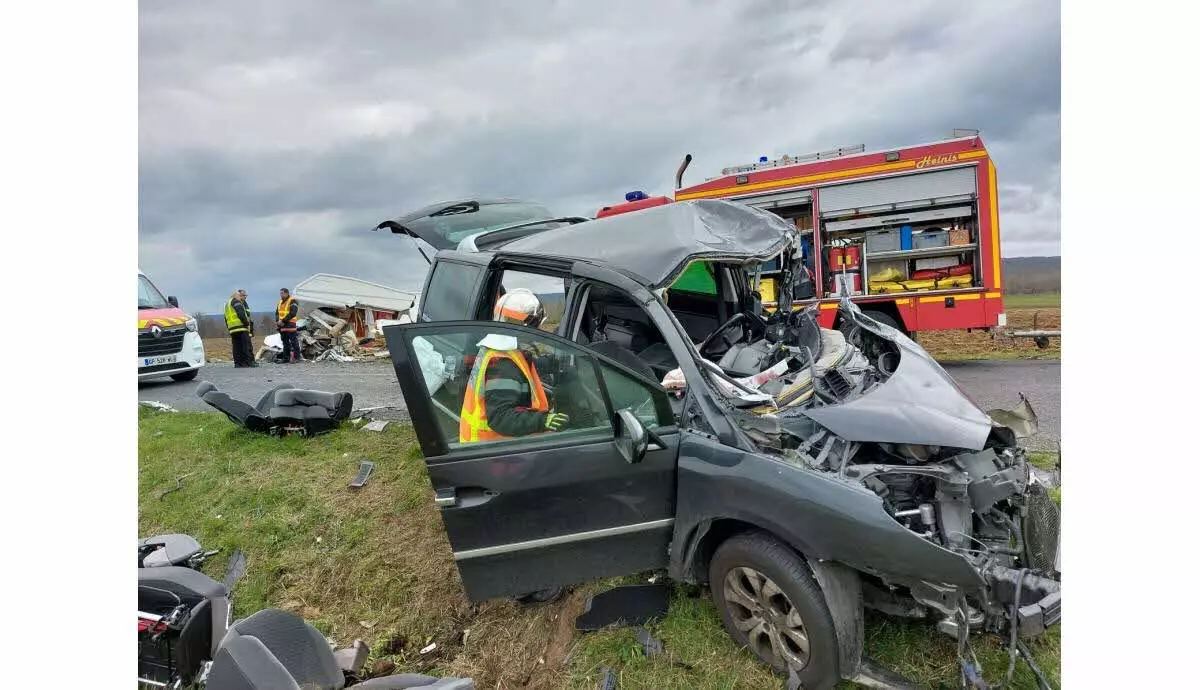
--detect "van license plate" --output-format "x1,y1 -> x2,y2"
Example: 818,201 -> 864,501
142,355 -> 179,367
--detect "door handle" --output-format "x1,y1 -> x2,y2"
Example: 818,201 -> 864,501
434,487 -> 457,507
434,487 -> 499,509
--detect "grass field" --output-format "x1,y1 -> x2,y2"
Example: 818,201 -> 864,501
1002,293 -> 1061,309
139,410 -> 1060,689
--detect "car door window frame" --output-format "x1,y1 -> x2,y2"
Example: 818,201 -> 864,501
417,255 -> 491,323
473,258 -> 577,337
562,262 -> 751,450
387,319 -> 676,463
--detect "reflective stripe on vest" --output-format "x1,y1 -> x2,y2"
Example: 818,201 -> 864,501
277,296 -> 297,332
459,348 -> 549,443
225,299 -> 248,334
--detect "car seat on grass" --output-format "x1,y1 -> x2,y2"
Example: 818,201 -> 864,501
208,608 -> 475,690
196,382 -> 353,437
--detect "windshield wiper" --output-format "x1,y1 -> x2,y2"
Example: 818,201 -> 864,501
429,201 -> 480,217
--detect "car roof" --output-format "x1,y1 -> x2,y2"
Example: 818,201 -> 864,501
496,199 -> 797,289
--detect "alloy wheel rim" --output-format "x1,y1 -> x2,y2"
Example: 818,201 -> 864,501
722,566 -> 810,671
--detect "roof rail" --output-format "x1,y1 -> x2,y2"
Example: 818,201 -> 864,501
950,128 -> 980,138
720,144 -> 866,176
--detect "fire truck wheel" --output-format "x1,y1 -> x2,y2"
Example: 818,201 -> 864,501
840,310 -> 907,341
861,310 -> 902,333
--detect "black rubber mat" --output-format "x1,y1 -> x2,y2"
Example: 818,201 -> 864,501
574,583 -> 671,632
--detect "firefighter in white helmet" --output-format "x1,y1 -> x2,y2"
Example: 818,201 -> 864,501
458,288 -> 570,443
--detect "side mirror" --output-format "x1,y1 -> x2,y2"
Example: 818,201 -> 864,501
168,296 -> 180,308
614,408 -> 649,464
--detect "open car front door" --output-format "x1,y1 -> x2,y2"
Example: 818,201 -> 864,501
383,320 -> 680,602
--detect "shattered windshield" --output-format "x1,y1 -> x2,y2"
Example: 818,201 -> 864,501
406,202 -> 556,246
138,275 -> 171,310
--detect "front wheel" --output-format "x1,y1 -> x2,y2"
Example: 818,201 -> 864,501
170,369 -> 200,382
709,532 -> 841,689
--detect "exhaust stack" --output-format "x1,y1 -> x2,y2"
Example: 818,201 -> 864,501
675,154 -> 692,190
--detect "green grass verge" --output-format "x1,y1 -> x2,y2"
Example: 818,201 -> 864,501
568,589 -> 1060,689
1003,293 -> 1061,309
139,409 -> 1060,689
1028,451 -> 1060,471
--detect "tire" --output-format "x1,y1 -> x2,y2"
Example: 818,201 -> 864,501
709,532 -> 840,689
840,309 -> 906,343
170,369 -> 199,382
517,587 -> 564,605
861,310 -> 902,333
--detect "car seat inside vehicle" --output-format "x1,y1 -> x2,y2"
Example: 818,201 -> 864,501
575,284 -> 679,382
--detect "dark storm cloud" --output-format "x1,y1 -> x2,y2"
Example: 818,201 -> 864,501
139,0 -> 1060,310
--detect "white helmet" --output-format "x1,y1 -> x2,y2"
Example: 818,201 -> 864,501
493,288 -> 546,328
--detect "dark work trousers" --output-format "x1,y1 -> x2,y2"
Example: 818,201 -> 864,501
280,330 -> 301,362
231,331 -> 254,367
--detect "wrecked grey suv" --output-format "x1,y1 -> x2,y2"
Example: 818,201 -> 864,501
381,200 -> 1061,689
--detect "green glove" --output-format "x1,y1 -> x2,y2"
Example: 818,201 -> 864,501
544,412 -> 570,431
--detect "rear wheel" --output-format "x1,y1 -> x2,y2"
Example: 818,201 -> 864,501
517,587 -> 564,605
170,369 -> 199,382
709,532 -> 840,688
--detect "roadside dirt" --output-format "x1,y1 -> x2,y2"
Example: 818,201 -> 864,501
918,307 -> 1060,359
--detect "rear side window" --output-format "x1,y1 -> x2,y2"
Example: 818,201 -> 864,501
421,262 -> 483,322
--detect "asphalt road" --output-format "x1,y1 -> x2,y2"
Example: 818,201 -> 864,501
140,359 -> 1061,451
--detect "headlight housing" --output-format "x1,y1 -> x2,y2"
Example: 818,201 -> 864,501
185,318 -> 198,332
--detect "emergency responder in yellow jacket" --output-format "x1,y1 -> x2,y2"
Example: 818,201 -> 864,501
276,288 -> 301,363
225,289 -> 257,368
459,288 -> 570,442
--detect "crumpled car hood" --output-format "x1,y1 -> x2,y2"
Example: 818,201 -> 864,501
800,299 -> 996,450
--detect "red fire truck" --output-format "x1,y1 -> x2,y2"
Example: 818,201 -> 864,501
596,132 -> 1007,336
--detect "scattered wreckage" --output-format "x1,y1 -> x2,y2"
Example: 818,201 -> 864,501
256,273 -> 417,363
195,381 -> 353,437
380,199 -> 1061,689
137,533 -> 476,689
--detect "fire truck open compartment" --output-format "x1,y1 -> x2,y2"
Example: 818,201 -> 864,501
816,166 -> 982,299
738,167 -> 985,304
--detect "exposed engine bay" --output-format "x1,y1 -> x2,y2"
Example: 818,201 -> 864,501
691,299 -> 1061,643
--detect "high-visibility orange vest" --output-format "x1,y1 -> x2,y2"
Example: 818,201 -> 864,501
276,296 -> 297,332
459,348 -> 549,443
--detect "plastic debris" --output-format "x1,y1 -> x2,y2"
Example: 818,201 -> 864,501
140,401 -> 178,413
634,627 -> 663,657
419,642 -> 437,654
362,420 -> 389,432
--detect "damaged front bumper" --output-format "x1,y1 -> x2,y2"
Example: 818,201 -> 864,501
985,565 -> 1062,637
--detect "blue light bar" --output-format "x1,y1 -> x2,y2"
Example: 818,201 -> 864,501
625,191 -> 648,202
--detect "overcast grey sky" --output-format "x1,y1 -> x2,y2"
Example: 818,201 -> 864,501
138,0 -> 1060,312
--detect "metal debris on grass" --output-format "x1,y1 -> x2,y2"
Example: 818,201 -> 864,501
362,420 -> 389,432
156,472 -> 195,500
349,460 -> 375,489
140,400 -> 178,413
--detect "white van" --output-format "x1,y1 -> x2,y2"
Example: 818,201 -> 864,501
138,268 -> 206,381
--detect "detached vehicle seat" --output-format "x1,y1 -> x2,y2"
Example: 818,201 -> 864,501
207,608 -> 475,690
196,382 -> 354,437
139,533 -> 204,568
138,566 -> 231,669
